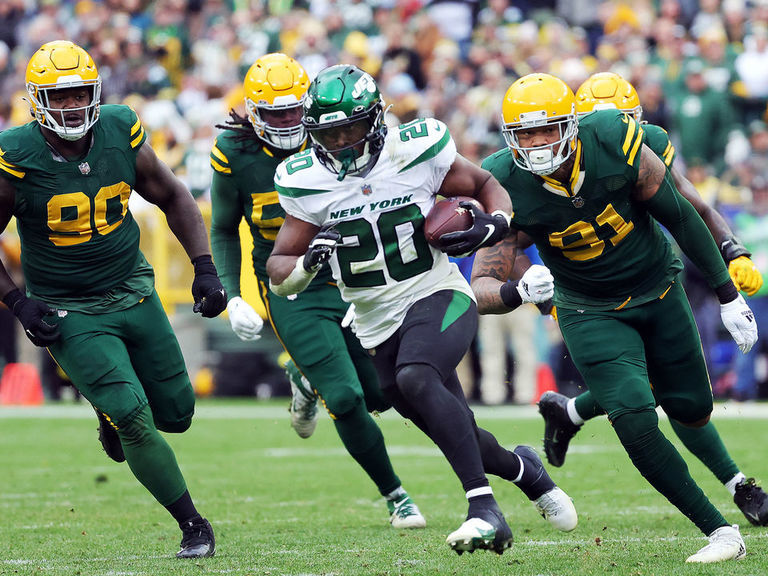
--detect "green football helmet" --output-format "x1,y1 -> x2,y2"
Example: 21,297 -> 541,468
302,65 -> 387,180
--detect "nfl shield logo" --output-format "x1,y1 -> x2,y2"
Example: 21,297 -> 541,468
78,161 -> 91,175
361,184 -> 372,196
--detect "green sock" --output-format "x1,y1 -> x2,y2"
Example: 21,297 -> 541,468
669,419 -> 740,486
333,401 -> 400,496
118,405 -> 187,506
573,390 -> 605,422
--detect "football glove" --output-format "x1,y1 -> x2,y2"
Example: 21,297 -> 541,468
303,225 -> 341,272
516,264 -> 555,304
720,294 -> 758,353
728,256 -> 763,297
438,202 -> 510,257
191,255 -> 227,318
226,297 -> 263,341
2,288 -> 60,347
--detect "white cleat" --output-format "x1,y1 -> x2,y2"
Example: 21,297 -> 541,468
445,509 -> 513,555
286,360 -> 319,439
388,493 -> 426,529
533,487 -> 578,532
686,524 -> 746,563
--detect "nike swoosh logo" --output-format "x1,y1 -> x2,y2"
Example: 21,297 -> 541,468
746,511 -> 761,522
480,224 -> 495,246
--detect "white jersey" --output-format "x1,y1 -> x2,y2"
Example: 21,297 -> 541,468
275,118 -> 474,348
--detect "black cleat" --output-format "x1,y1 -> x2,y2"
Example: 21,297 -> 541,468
734,477 -> 768,526
446,501 -> 513,556
94,407 -> 125,463
538,391 -> 581,467
177,517 -> 216,558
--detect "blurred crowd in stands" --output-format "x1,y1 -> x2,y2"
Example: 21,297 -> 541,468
0,0 -> 766,402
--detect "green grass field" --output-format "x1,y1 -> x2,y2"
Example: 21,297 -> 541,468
2,399 -> 768,576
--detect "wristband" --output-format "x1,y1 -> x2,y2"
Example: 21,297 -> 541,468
192,254 -> 217,275
719,236 -> 751,263
499,281 -> 523,309
714,280 -> 739,304
2,288 -> 25,315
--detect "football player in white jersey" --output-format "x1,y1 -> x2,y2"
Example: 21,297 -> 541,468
267,64 -> 578,555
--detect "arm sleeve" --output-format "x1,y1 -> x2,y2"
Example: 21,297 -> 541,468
210,172 -> 244,298
642,170 -> 731,290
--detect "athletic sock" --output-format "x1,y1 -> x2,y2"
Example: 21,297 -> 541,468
669,419 -> 741,486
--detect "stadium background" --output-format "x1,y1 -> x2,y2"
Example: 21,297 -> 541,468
0,0 -> 766,402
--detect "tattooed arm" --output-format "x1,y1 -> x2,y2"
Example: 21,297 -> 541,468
470,231 -> 521,314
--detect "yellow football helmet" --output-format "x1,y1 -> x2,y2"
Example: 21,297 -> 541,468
501,73 -> 578,175
244,53 -> 309,150
575,72 -> 642,121
25,40 -> 101,141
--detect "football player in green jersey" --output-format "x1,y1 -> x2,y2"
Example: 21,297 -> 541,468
209,53 -> 426,529
472,73 -> 758,563
532,71 -> 768,527
0,41 -> 225,559
268,65 -> 578,556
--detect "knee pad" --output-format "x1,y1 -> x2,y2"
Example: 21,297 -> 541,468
611,408 -> 660,450
395,363 -> 440,403
660,395 -> 712,426
324,387 -> 366,419
156,417 -> 192,434
117,405 -> 157,447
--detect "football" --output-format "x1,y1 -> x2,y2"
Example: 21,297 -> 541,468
423,196 -> 483,249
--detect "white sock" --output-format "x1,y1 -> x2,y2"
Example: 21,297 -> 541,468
725,472 -> 747,496
386,486 -> 406,501
567,398 -> 585,426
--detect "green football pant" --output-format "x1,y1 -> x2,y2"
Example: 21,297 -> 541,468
263,280 -> 400,495
47,290 -> 192,505
558,281 -> 727,534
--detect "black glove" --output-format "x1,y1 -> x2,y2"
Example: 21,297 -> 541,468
2,288 -> 60,347
191,255 -> 227,318
438,202 -> 510,257
303,225 -> 341,272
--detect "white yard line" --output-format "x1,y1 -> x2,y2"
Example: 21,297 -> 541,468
2,401 -> 768,420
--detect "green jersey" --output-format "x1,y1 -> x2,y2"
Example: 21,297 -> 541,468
643,123 -> 676,167
0,105 -> 153,310
209,131 -> 332,294
483,109 -> 683,311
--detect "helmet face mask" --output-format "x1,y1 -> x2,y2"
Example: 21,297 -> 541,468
244,53 -> 309,150
302,65 -> 387,181
501,73 -> 578,176
26,41 -> 101,141
575,72 -> 643,122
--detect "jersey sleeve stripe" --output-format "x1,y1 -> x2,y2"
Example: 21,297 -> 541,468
626,123 -> 644,166
0,157 -> 24,179
662,142 -> 675,166
275,183 -> 330,198
130,126 -> 145,149
211,144 -> 229,166
621,117 -> 637,156
210,158 -> 231,174
130,117 -> 142,137
397,129 -> 451,174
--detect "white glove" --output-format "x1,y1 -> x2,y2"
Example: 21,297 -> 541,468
341,303 -> 356,333
226,297 -> 264,341
517,264 -> 555,304
720,294 -> 758,353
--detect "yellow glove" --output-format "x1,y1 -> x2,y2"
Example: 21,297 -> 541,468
728,256 -> 763,296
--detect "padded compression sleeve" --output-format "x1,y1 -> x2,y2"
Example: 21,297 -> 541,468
643,171 -> 731,290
